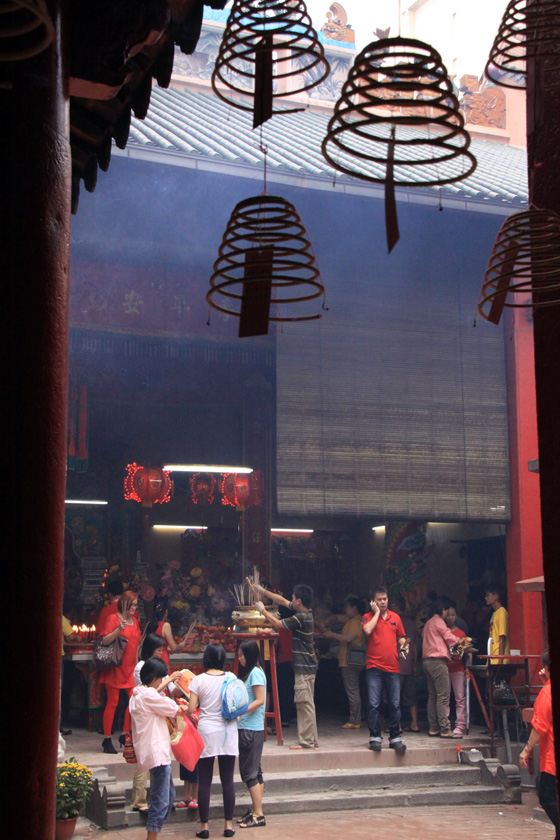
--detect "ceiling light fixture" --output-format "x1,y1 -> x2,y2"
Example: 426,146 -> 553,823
152,525 -> 208,531
65,499 -> 108,505
271,528 -> 314,534
163,464 -> 253,474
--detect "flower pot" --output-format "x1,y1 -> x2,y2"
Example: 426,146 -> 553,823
55,817 -> 78,840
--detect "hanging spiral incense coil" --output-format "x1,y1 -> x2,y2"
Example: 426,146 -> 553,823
207,195 -> 324,336
478,209 -> 560,324
322,37 -> 476,252
322,37 -> 476,188
212,0 -> 329,127
485,0 -> 560,89
0,0 -> 54,62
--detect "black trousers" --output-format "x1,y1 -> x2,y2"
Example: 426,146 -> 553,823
538,771 -> 559,839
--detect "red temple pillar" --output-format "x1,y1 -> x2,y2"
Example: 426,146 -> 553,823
504,306 -> 543,654
3,2 -> 71,837
526,0 -> 560,786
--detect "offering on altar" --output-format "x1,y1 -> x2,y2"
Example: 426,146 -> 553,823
229,568 -> 274,632
71,623 -> 96,642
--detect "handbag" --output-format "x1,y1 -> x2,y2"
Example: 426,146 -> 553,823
169,711 -> 204,771
346,644 -> 366,668
123,731 -> 137,764
93,633 -> 128,671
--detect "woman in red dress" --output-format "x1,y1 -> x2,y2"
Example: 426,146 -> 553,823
146,597 -> 188,668
99,590 -> 142,753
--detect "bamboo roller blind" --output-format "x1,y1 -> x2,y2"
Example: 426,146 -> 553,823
276,262 -> 511,522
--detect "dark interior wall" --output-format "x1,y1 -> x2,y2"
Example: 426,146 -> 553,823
69,153 -> 511,527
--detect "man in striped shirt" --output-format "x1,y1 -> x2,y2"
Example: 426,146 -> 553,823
252,582 -> 319,750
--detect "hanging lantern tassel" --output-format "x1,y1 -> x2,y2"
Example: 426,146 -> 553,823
239,247 -> 274,338
385,126 -> 399,253
254,34 -> 274,130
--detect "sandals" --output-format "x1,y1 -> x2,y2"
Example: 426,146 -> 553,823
237,810 -> 252,825
239,815 -> 266,829
176,800 -> 189,809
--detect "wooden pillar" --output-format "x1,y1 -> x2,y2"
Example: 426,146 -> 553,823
526,4 -> 560,789
2,2 -> 71,836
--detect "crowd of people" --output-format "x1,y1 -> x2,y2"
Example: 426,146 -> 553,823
61,577 -> 559,838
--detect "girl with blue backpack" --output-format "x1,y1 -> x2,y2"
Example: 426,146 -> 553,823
236,640 -> 267,829
187,644 -> 239,839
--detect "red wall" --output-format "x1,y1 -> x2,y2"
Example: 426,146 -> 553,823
504,306 -> 544,654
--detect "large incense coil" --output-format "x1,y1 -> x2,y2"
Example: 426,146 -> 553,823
207,194 -> 324,328
322,37 -> 477,188
485,0 -> 560,89
212,0 -> 329,126
0,0 -> 54,61
478,209 -> 560,324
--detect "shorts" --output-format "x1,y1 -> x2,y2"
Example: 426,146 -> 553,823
238,729 -> 265,789
399,674 -> 417,708
179,762 -> 199,783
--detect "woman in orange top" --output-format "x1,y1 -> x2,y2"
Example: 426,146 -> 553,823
520,650 -> 558,838
145,597 -> 189,668
99,590 -> 142,753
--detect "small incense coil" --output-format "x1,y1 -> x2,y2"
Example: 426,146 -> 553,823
207,194 -> 324,332
322,37 -> 476,188
0,0 -> 54,62
478,209 -> 560,324
485,0 -> 560,89
212,0 -> 329,128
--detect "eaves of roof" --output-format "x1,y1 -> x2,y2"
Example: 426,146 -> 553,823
118,86 -> 529,214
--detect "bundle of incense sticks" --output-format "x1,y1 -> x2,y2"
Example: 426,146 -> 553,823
230,567 -> 261,606
183,620 -> 196,642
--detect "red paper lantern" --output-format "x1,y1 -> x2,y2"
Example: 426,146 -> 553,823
124,463 -> 173,507
221,471 -> 263,509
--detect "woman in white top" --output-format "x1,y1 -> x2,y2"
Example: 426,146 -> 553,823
188,644 -> 238,839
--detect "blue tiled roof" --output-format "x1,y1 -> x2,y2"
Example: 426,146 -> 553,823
126,86 -> 528,207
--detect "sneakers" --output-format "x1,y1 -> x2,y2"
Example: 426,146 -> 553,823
390,741 -> 407,754
188,800 -> 198,810
369,740 -> 382,752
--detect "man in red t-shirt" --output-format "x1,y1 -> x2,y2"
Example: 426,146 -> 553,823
520,650 -> 558,838
362,586 -> 408,753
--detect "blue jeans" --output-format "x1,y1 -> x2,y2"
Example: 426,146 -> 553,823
365,668 -> 402,743
147,764 -> 175,833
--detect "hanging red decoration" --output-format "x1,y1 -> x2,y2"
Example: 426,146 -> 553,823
190,472 -> 217,505
124,463 -> 173,507
221,470 -> 264,509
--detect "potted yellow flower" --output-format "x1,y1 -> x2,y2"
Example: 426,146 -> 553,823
55,758 -> 94,839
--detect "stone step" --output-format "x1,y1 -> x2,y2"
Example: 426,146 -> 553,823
125,782 -> 504,826
122,763 -> 484,800
94,742 -> 485,782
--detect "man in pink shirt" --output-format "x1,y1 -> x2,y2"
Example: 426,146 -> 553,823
421,598 -> 462,738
